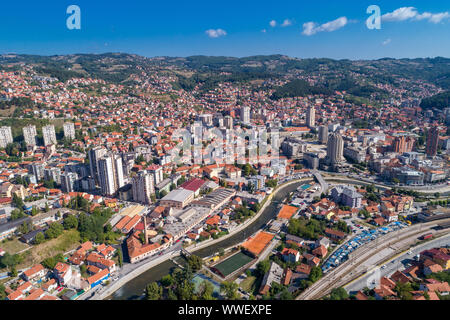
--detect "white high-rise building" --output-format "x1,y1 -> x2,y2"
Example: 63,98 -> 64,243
0,126 -> 13,148
23,125 -> 37,147
191,121 -> 203,145
63,122 -> 75,140
132,170 -> 154,204
98,154 -> 125,196
240,106 -> 250,124
224,115 -> 233,130
88,146 -> 107,183
42,125 -> 57,146
198,114 -> 213,127
327,133 -> 344,165
306,106 -> 315,128
148,164 -> 163,186
44,167 -> 62,184
61,171 -> 78,193
31,162 -> 45,182
318,125 -> 328,144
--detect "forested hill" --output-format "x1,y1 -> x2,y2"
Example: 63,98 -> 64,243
0,53 -> 448,102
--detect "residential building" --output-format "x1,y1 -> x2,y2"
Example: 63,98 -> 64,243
88,146 -> 107,184
426,126 -> 439,157
0,126 -> 13,148
306,106 -> 315,128
132,170 -> 154,204
42,125 -> 57,146
240,106 -> 250,124
98,153 -> 125,196
327,133 -> 344,165
63,122 -> 75,140
23,125 -> 37,147
61,171 -> 78,193
318,125 -> 328,144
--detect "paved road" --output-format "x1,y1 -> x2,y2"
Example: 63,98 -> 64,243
344,233 -> 450,293
320,172 -> 450,195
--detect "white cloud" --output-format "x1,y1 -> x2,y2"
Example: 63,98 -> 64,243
382,38 -> 391,46
261,29 -> 267,33
282,19 -> 293,27
382,7 -> 450,24
269,20 -> 277,27
426,12 -> 450,24
205,29 -> 227,38
302,17 -> 348,36
382,7 -> 417,22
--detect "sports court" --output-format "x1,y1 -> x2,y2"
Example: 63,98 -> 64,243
277,204 -> 298,220
241,231 -> 275,257
211,251 -> 254,278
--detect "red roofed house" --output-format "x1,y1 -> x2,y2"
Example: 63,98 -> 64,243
54,262 -> 73,286
281,248 -> 300,263
312,245 -> 328,259
22,264 -> 46,283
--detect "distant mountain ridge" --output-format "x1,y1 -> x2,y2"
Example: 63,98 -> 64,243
0,53 -> 448,101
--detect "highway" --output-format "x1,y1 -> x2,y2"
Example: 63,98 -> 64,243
345,233 -> 450,293
296,218 -> 450,300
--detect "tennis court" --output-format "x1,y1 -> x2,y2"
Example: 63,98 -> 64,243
192,274 -> 221,297
212,252 -> 254,278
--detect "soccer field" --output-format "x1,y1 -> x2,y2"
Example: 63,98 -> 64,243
213,252 -> 254,278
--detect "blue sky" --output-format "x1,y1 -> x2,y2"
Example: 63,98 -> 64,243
0,1 -> 449,59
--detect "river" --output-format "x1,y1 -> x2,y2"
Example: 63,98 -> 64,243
108,179 -> 309,300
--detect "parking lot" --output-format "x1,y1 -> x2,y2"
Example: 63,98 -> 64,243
322,221 -> 409,273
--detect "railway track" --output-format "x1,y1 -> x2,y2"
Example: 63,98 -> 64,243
296,218 -> 450,300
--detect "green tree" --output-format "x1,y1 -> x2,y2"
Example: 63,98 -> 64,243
41,254 -> 64,270
257,260 -> 271,277
63,215 -> 78,230
12,194 -> 24,209
394,282 -> 413,300
176,279 -> 196,300
18,221 -> 32,234
279,287 -> 293,300
117,248 -> 123,268
0,283 -> 6,300
329,287 -> 349,300
45,222 -> 64,239
167,288 -> 178,300
220,281 -> 239,300
80,264 -> 88,276
187,255 -> 203,272
0,253 -> 23,271
10,266 -> 18,277
160,274 -> 173,287
10,208 -> 26,221
309,266 -> 322,283
199,281 -> 215,300
265,179 -> 278,188
34,232 -> 45,245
